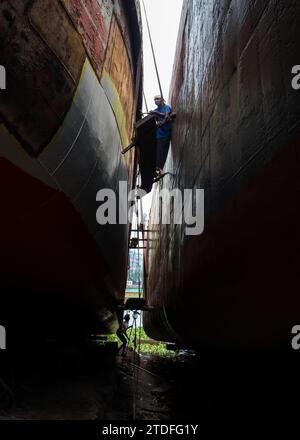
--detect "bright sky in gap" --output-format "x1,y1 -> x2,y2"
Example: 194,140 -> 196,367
141,0 -> 183,111
140,0 -> 183,217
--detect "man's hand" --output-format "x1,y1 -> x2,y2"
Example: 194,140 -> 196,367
151,110 -> 166,117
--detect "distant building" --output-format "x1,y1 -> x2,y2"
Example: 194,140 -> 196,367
126,249 -> 143,294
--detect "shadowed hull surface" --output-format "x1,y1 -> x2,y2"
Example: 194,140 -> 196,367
0,157 -> 120,337
0,0 -> 142,336
144,0 -> 300,350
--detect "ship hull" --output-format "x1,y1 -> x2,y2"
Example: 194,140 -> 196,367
144,0 -> 300,350
0,0 -> 142,336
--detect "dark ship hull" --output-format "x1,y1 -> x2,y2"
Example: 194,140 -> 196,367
144,0 -> 300,350
0,0 -> 142,337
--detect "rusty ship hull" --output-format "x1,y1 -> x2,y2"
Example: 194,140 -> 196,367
0,0 -> 142,337
144,0 -> 300,350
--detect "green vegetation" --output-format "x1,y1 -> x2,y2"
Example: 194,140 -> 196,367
104,333 -> 119,344
99,328 -> 176,357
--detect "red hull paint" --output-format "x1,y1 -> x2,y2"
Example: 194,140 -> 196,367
145,130 -> 300,350
63,0 -> 110,75
144,0 -> 300,350
0,0 -> 143,336
182,134 -> 300,349
0,158 -> 118,334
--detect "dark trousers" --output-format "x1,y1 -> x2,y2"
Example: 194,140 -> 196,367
156,137 -> 171,169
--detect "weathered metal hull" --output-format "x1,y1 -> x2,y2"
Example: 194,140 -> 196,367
144,0 -> 300,350
0,0 -> 142,336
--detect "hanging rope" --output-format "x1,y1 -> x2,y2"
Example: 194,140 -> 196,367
141,0 -> 164,100
143,91 -> 149,113
135,173 -> 142,299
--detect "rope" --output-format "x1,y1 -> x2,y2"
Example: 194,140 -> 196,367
143,91 -> 149,113
132,314 -> 137,420
135,175 -> 142,299
141,0 -> 164,99
124,168 -> 149,419
130,172 -> 147,419
125,318 -> 134,356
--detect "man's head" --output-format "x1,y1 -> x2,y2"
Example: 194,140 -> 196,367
154,95 -> 164,106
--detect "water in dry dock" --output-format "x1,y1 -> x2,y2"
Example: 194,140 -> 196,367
0,341 -> 300,420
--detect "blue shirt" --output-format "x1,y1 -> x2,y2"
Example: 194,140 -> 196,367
155,104 -> 172,139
